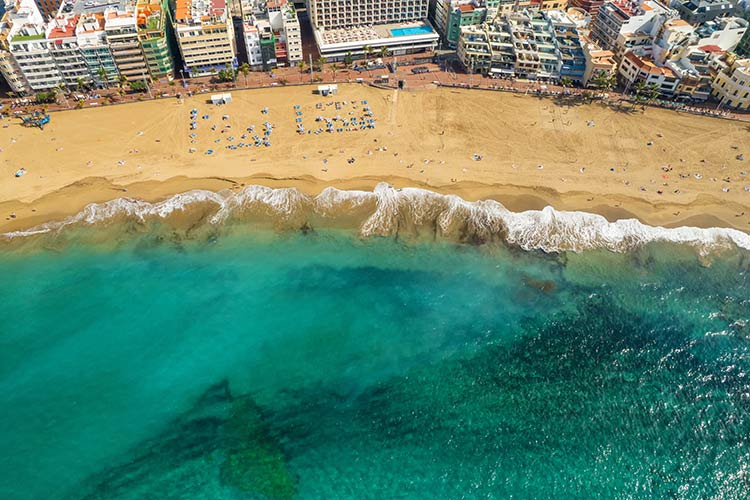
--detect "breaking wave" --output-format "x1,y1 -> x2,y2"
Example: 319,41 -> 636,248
3,182 -> 750,255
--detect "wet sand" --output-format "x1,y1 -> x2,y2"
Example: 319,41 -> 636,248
2,84 -> 750,234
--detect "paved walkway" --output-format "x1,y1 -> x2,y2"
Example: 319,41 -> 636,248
4,57 -> 746,123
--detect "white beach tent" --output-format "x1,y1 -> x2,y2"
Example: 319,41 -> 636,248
316,84 -> 338,96
211,93 -> 232,105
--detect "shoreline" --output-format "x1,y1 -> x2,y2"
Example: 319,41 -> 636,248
2,84 -> 750,235
1,173 -> 746,235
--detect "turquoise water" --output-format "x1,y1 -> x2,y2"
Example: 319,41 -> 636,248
390,25 -> 434,37
1,229 -> 750,499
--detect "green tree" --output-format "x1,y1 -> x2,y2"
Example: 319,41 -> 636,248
362,45 -> 373,62
344,52 -> 353,67
238,63 -> 251,87
315,55 -> 327,71
331,63 -> 339,81
297,60 -> 306,73
97,67 -> 109,88
645,83 -> 660,105
633,80 -> 648,105
379,46 -> 390,59
559,77 -> 573,88
128,80 -> 148,93
591,70 -> 616,91
118,74 -> 128,89
35,91 -> 56,104
76,77 -> 86,92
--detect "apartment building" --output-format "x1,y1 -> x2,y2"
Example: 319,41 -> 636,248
309,0 -> 429,29
619,49 -> 679,93
672,0 -> 739,25
172,0 -> 236,77
694,16 -> 747,52
457,9 -> 585,81
711,54 -> 750,109
137,0 -> 174,80
105,8 -> 150,81
243,21 -> 263,67
515,0 -> 570,9
267,0 -> 302,64
47,14 -> 91,87
581,38 -> 617,86
0,0 -> 41,93
569,0 -> 604,18
76,12 -> 120,86
547,9 -> 586,81
591,0 -> 676,55
665,45 -> 717,100
33,0 -> 62,21
308,0 -> 438,60
433,0 -> 488,49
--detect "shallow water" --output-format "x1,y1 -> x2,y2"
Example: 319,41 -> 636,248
1,229 -> 749,499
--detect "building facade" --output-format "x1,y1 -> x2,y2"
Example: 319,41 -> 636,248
172,0 -> 236,77
105,8 -> 150,81
457,9 -> 586,81
76,12 -> 120,86
711,55 -> 750,109
137,0 -> 174,80
433,0 -> 488,49
308,0 -> 438,59
672,0 -> 739,25
619,49 -> 679,94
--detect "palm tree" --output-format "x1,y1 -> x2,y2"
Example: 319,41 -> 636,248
238,63 -> 251,87
76,77 -> 86,92
645,83 -> 660,105
97,67 -> 109,88
632,80 -> 648,107
316,55 -> 327,72
331,63 -> 339,81
591,70 -> 616,91
118,74 -> 128,89
362,45 -> 373,63
379,46 -> 390,59
344,52 -> 353,68
297,60 -> 306,73
559,77 -> 573,89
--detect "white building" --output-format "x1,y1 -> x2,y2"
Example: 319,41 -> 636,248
308,0 -> 438,60
619,49 -> 679,94
0,0 -> 42,93
711,55 -> 750,109
242,21 -> 262,67
76,12 -> 120,87
104,8 -> 150,81
591,0 -> 676,56
172,0 -> 235,77
694,16 -> 748,53
267,0 -> 301,64
47,14 -> 90,87
457,10 -> 586,81
8,14 -> 62,90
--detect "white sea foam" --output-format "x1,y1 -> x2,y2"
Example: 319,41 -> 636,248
3,182 -> 749,255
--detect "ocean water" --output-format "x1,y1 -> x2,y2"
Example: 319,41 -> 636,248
1,199 -> 750,499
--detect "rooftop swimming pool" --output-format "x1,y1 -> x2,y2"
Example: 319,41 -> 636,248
390,25 -> 434,37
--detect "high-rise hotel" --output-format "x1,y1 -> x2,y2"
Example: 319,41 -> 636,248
307,0 -> 438,61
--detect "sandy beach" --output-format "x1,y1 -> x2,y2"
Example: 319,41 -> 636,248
2,83 -> 750,234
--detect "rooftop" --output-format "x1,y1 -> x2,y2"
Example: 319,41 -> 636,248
624,51 -> 676,76
316,21 -> 437,48
59,0 -> 133,16
136,0 -> 163,31
11,31 -> 44,41
174,0 -> 226,23
47,14 -> 79,38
